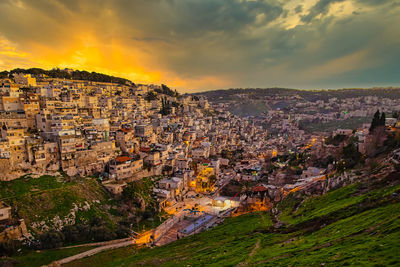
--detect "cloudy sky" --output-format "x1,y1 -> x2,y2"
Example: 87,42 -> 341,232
0,0 -> 399,92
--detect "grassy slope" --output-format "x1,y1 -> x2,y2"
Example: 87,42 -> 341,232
66,172 -> 400,266
300,117 -> 371,133
229,101 -> 269,117
0,175 -> 115,231
1,247 -> 94,267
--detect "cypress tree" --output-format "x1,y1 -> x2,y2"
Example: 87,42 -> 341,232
380,112 -> 386,126
370,110 -> 381,133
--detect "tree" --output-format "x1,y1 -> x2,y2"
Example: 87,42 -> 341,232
145,91 -> 157,102
370,110 -> 386,133
91,225 -> 116,241
380,112 -> 386,126
116,224 -> 131,238
0,239 -> 21,256
8,68 -> 134,85
367,110 -> 387,155
325,134 -> 347,146
39,230 -> 64,249
122,183 -> 136,201
160,96 -> 172,115
62,225 -> 80,243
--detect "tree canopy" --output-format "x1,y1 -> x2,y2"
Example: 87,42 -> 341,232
369,110 -> 386,133
1,68 -> 134,85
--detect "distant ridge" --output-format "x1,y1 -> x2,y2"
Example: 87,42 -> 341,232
194,87 -> 400,102
0,67 -> 134,86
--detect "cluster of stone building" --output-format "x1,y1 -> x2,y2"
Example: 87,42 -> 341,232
2,72 -> 399,212
0,72 -> 271,209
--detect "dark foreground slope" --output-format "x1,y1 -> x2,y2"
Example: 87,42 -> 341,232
64,170 -> 400,267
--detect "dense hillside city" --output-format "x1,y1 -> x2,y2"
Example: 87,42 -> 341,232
1,0 -> 400,265
0,70 -> 399,266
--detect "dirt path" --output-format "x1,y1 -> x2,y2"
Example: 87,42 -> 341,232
249,239 -> 260,257
236,239 -> 260,266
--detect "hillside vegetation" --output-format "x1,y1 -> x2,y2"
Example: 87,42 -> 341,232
65,170 -> 400,266
299,116 -> 371,133
0,68 -> 133,85
0,175 -> 116,233
196,87 -> 400,102
3,247 -> 94,267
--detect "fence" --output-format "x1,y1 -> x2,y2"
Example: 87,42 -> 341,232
153,214 -> 181,243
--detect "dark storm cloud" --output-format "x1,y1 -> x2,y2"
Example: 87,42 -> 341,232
115,0 -> 285,39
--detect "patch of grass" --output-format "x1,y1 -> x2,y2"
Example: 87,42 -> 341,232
301,117 -> 370,133
251,202 -> 400,266
229,101 -> 269,117
279,183 -> 362,224
1,246 -> 93,267
64,246 -> 137,267
0,175 -> 71,200
1,175 -> 113,231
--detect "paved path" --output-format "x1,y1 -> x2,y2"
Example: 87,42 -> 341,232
47,231 -> 153,266
58,237 -> 133,249
49,239 -> 135,266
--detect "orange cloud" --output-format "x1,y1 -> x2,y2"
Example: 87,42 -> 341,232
0,29 -> 233,92
0,37 -> 27,58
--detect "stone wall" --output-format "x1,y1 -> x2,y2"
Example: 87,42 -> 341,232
0,219 -> 29,243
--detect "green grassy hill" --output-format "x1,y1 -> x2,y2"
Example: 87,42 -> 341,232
65,171 -> 400,266
299,117 -> 371,133
0,175 -> 117,233
229,101 -> 269,117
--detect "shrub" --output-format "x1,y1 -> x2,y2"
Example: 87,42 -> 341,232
116,225 -> 131,238
91,225 -> 116,242
0,239 -> 21,256
39,230 -> 64,249
62,225 -> 80,243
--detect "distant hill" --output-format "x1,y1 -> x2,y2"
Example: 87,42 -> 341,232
0,68 -> 134,86
195,87 -> 400,102
195,87 -> 400,117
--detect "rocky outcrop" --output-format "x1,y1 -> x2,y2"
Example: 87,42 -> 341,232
30,202 -> 92,233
